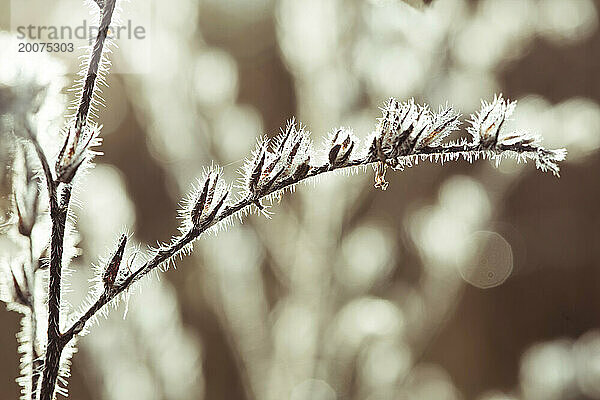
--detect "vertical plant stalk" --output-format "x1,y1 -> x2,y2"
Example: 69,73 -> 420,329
38,0 -> 117,399
74,0 -> 115,134
38,186 -> 70,400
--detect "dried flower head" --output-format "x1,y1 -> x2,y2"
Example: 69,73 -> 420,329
190,170 -> 230,229
367,95 -> 566,186
243,120 -> 313,204
55,123 -> 102,183
468,94 -> 516,149
328,128 -> 357,168
370,98 -> 461,164
103,234 -> 128,291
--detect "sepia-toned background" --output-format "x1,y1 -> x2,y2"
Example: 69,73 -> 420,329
1,0 -> 600,399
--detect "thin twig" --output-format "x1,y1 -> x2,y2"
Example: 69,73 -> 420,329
74,0 -> 115,133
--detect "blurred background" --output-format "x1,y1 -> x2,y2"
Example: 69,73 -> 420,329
1,0 -> 600,399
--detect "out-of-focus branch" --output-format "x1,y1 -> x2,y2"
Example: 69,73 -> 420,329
26,235 -> 42,400
400,0 -> 433,10
9,141 -> 44,398
22,118 -> 55,202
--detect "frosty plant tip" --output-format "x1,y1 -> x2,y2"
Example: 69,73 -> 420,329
0,0 -> 566,399
368,94 -> 566,189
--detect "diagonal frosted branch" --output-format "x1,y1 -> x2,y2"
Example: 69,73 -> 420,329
61,94 -> 565,344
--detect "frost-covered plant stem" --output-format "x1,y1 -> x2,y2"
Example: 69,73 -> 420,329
38,185 -> 70,400
72,0 -> 115,134
60,112 -> 564,346
36,1 -> 116,398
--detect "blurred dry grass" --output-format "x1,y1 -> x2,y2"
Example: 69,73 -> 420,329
1,0 -> 600,399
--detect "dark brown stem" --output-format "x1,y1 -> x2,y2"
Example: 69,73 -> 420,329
38,186 -> 71,400
74,0 -> 116,133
